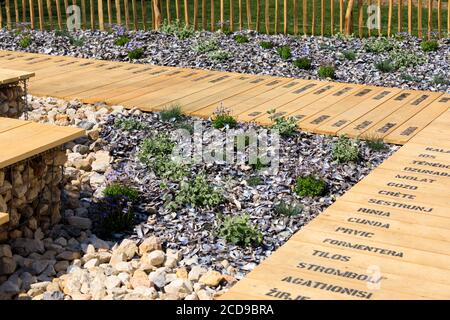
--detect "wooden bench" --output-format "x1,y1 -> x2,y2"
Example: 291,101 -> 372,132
0,68 -> 34,85
0,118 -> 84,169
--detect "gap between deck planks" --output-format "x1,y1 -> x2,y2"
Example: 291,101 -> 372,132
0,50 -> 449,145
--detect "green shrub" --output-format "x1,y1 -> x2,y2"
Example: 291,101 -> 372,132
318,65 -> 336,79
267,109 -> 298,137
432,74 -> 450,85
247,176 -> 263,186
389,50 -> 426,69
18,35 -> 32,48
114,117 -> 147,131
294,176 -> 327,197
103,183 -> 139,202
70,36 -> 85,47
211,106 -> 237,129
342,50 -> 357,61
360,133 -> 388,152
54,29 -> 70,37
273,200 -> 303,217
160,19 -> 195,39
207,50 -> 232,61
364,37 -> 395,53
192,38 -> 219,53
293,58 -> 312,70
152,158 -> 190,181
128,47 -> 145,60
114,35 -> 131,46
99,197 -> 135,236
401,73 -> 419,82
218,214 -> 263,246
366,139 -> 389,151
175,122 -> 194,134
138,134 -> 175,161
138,134 -> 189,180
277,46 -> 292,60
168,174 -> 222,209
54,30 -> 84,46
99,183 -> 139,236
234,34 -> 249,43
332,135 -> 360,163
421,39 -> 439,52
160,104 -> 184,122
375,60 -> 395,73
259,41 -> 274,49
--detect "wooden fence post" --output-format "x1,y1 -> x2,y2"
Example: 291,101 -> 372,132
293,0 -> 298,35
5,0 -> 11,30
418,0 -> 422,38
246,0 -> 251,29
37,0 -> 44,30
184,0 -> 189,27
230,0 -> 233,31
202,0 -> 206,29
98,0 -> 104,30
238,0 -> 241,30
154,0 -> 162,29
256,0 -> 260,32
358,0 -> 363,37
211,0 -> 215,31
387,0 -> 392,36
194,0 -> 198,29
132,0 -> 137,30
344,0 -> 354,35
220,0 -> 223,30
14,0 -> 19,25
330,0 -> 334,34
56,0 -> 62,28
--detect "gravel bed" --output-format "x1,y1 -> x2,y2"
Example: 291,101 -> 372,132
98,109 -> 399,278
0,28 -> 448,93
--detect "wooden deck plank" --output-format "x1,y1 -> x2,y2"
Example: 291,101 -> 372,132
0,117 -> 31,133
120,72 -> 244,111
0,68 -> 34,84
299,85 -> 384,132
336,90 -> 421,139
108,70 -> 235,108
75,67 -> 178,103
175,76 -> 278,115
240,241 -> 450,299
248,82 -> 348,125
0,212 -> 8,226
314,88 -> 402,135
236,80 -> 328,122
0,121 -> 85,169
190,77 -> 297,117
360,92 -> 443,139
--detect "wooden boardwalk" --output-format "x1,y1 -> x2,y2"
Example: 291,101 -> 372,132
221,109 -> 450,300
1,50 -> 449,145
0,50 -> 449,299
